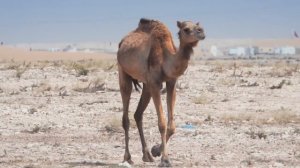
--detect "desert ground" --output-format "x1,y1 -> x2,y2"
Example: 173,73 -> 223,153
0,46 -> 300,167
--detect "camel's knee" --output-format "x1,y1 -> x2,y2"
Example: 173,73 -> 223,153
167,125 -> 175,137
158,122 -> 167,134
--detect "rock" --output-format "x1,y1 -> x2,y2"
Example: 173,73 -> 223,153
118,162 -> 132,168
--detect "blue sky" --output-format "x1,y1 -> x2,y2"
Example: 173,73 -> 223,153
0,0 -> 299,44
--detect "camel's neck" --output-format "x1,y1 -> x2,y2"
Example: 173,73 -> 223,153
177,42 -> 196,60
163,42 -> 195,79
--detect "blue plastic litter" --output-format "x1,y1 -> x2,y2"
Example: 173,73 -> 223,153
181,123 -> 196,129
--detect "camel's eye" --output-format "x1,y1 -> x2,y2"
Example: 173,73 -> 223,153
197,28 -> 203,33
183,28 -> 191,34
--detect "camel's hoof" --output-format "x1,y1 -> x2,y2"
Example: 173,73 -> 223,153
158,158 -> 172,167
151,144 -> 161,157
123,159 -> 134,165
142,151 -> 154,162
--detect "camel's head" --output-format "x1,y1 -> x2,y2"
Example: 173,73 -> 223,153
177,21 -> 205,45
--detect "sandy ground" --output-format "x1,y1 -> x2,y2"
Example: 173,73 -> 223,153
0,46 -> 114,62
0,48 -> 300,167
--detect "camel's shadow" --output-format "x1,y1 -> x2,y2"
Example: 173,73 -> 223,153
64,161 -> 127,168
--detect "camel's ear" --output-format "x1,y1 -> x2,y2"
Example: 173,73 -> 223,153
196,22 -> 200,26
177,21 -> 183,28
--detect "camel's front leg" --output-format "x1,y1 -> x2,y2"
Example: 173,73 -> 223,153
166,79 -> 176,141
150,82 -> 172,167
151,80 -> 176,163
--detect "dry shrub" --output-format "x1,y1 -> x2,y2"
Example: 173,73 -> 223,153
72,62 -> 89,76
268,61 -> 299,77
267,108 -> 300,124
62,59 -> 117,76
239,61 -> 255,68
105,112 -> 136,133
245,129 -> 267,139
221,113 -> 253,123
73,77 -> 105,93
105,115 -> 122,133
14,62 -> 31,78
7,63 -> 20,70
221,108 -> 300,124
21,124 -> 52,134
33,81 -> 52,95
207,60 -> 255,73
269,68 -> 293,77
209,62 -> 225,73
193,94 -> 212,105
16,67 -> 27,78
217,78 -> 236,86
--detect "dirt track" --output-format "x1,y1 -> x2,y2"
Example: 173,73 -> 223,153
0,56 -> 300,167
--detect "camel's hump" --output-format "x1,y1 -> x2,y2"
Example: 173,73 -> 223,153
137,18 -> 169,34
139,18 -> 158,24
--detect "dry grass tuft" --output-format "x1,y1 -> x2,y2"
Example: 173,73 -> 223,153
193,94 -> 212,105
16,67 -> 27,78
72,62 -> 89,76
15,63 -> 31,78
268,61 -> 299,77
35,82 -> 51,93
217,78 -> 236,86
221,113 -> 253,123
268,108 -> 300,124
73,77 -> 105,93
221,108 -> 300,124
245,129 -> 267,139
209,61 -> 225,73
104,112 -> 137,134
21,124 -> 52,134
105,115 -> 122,133
7,63 -> 20,70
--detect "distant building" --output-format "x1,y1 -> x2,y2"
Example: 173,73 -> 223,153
296,48 -> 300,55
258,47 -> 274,55
228,46 -> 258,57
281,47 -> 295,55
210,45 -> 219,56
48,48 -> 61,52
62,45 -> 77,52
229,47 -> 246,56
274,46 -> 296,55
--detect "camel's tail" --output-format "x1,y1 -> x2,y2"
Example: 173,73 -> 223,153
132,79 -> 142,92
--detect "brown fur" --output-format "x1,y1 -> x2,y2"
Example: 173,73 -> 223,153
117,18 -> 205,167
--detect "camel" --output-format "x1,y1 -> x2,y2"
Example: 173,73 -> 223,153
117,18 -> 205,167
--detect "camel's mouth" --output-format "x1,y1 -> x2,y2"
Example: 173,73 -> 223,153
198,34 -> 206,40
196,30 -> 206,41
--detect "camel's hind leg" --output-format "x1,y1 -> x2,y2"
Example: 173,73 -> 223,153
134,84 -> 154,162
118,67 -> 133,164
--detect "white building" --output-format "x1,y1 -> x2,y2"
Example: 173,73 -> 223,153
228,47 -> 247,57
48,48 -> 61,52
281,47 -> 295,55
210,45 -> 223,57
228,46 -> 258,57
